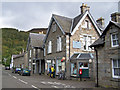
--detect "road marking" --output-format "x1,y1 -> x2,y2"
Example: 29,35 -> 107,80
31,85 -> 38,89
18,79 -> 28,84
13,76 -> 17,79
8,74 -> 11,76
41,81 -> 46,84
51,85 -> 59,88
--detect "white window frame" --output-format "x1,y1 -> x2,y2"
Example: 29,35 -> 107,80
57,36 -> 62,52
112,59 -> 120,78
83,35 -> 92,51
111,33 -> 119,47
29,50 -> 31,57
48,41 -> 52,54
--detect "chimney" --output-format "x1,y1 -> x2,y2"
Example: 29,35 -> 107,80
80,3 -> 90,14
96,17 -> 105,28
111,12 -> 120,23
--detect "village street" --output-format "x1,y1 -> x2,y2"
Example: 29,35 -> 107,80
2,67 -> 97,89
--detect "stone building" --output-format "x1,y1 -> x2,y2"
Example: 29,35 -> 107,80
90,12 -> 120,88
27,33 -> 45,75
12,53 -> 25,68
43,3 -> 102,80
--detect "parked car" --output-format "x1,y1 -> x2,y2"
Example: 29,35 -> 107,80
19,69 -> 31,76
12,67 -> 21,73
5,66 -> 10,70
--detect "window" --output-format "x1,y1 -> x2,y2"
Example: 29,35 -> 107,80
112,59 -> 120,78
48,41 -> 52,54
111,33 -> 119,47
52,24 -> 56,32
85,20 -> 89,29
71,63 -> 77,76
57,37 -> 62,52
79,62 -> 88,69
44,48 -> 46,56
29,50 -> 31,57
83,36 -> 87,50
83,35 -> 92,51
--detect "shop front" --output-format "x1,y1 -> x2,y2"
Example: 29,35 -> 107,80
70,53 -> 93,78
56,57 -> 66,75
45,59 -> 55,74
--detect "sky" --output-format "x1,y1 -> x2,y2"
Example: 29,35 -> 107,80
1,1 -> 119,31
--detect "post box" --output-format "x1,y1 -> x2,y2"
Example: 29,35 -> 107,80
79,69 -> 82,75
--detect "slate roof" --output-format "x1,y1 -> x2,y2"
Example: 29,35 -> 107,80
90,21 -> 120,47
53,14 -> 72,33
72,13 -> 84,31
29,33 -> 45,47
70,53 -> 94,60
90,38 -> 104,47
12,53 -> 24,59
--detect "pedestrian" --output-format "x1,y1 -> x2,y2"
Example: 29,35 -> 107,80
51,66 -> 55,78
49,66 -> 51,77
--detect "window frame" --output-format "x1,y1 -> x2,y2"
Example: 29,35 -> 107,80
111,33 -> 119,47
48,41 -> 52,54
112,59 -> 120,78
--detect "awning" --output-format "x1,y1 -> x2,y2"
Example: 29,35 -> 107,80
70,53 -> 94,60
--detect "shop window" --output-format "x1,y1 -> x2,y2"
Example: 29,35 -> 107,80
71,63 -> 77,76
79,62 -> 88,69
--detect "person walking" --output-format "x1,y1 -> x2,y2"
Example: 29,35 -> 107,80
51,66 -> 55,78
49,66 -> 51,77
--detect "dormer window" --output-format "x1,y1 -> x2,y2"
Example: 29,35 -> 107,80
111,33 -> 119,47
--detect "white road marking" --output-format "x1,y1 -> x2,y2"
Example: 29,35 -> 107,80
18,79 -> 28,84
13,76 -> 17,79
8,74 -> 11,76
51,85 -> 59,88
31,85 -> 38,89
41,81 -> 46,84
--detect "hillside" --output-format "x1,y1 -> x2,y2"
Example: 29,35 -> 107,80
2,28 -> 29,66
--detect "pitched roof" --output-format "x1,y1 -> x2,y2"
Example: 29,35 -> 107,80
90,21 -> 120,47
53,14 -> 72,33
12,53 -> 24,59
72,13 -> 84,31
28,28 -> 47,33
29,33 -> 45,47
90,38 -> 104,47
102,21 -> 120,36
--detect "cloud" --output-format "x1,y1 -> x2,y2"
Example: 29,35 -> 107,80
1,2 -> 118,31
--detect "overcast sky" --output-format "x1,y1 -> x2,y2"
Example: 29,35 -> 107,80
1,2 -> 119,31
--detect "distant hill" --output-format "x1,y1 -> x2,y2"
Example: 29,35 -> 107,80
2,28 -> 29,66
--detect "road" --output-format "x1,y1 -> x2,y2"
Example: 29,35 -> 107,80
2,67 -> 96,89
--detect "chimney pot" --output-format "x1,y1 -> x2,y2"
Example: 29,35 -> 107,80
96,17 -> 105,29
111,12 -> 120,23
80,3 -> 90,14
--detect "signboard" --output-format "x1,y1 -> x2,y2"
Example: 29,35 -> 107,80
73,41 -> 81,48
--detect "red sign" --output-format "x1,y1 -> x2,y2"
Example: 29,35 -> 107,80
79,69 -> 82,75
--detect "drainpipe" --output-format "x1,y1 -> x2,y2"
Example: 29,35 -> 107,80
69,33 -> 71,79
95,48 -> 99,87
